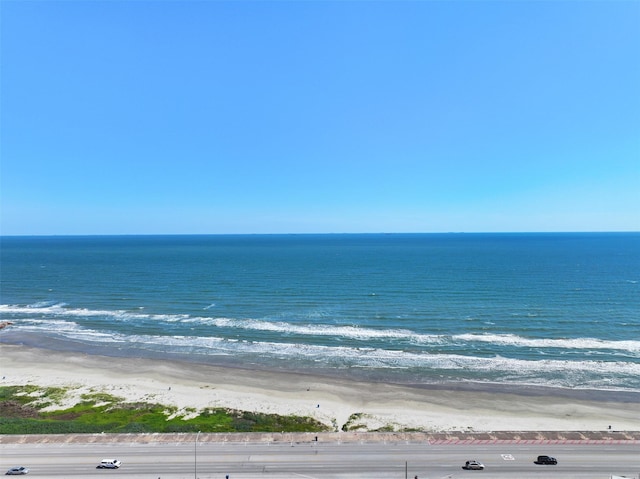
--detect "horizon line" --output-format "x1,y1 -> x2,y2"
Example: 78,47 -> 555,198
1,231 -> 639,238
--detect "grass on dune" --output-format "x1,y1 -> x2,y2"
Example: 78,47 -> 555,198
0,386 -> 329,434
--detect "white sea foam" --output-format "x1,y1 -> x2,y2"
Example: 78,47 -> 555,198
53,330 -> 640,389
190,316 -> 421,342
67,329 -> 640,376
3,303 -> 640,356
453,333 -> 640,353
183,317 -> 640,354
10,319 -> 126,343
0,303 -> 188,322
3,308 -> 639,389
14,318 -> 82,332
29,301 -> 65,309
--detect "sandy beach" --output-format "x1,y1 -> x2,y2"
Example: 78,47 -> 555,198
2,344 -> 639,433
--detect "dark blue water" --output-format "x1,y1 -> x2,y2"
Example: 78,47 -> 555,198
1,233 -> 638,390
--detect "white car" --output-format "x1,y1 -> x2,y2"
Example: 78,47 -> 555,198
97,459 -> 121,469
5,467 -> 29,475
463,460 -> 485,470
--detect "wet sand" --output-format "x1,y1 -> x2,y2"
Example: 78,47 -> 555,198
2,344 -> 639,433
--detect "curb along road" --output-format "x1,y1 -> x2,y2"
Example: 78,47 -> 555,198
2,431 -> 640,445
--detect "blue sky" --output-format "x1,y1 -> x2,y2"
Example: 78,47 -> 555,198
2,1 -> 639,235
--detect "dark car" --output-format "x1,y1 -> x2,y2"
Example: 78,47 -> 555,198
535,455 -> 557,465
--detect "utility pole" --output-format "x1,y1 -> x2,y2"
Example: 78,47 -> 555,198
194,431 -> 201,479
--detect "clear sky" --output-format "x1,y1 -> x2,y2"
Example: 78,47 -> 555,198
2,0 -> 639,235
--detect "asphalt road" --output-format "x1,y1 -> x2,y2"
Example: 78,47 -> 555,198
2,440 -> 639,479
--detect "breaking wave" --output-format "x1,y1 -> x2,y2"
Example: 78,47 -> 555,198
2,303 -> 640,357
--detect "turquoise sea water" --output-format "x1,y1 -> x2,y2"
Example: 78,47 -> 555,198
1,233 -> 639,391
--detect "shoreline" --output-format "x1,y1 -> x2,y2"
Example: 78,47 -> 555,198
2,344 -> 640,433
5,332 -> 640,402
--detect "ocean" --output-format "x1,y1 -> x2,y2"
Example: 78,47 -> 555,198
1,233 -> 639,392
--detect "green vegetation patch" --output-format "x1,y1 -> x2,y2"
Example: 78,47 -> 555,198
80,391 -> 124,405
0,386 -> 329,434
0,385 -> 40,404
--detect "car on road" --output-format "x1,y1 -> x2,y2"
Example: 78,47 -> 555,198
534,455 -> 558,465
97,459 -> 121,469
462,460 -> 485,470
5,467 -> 29,475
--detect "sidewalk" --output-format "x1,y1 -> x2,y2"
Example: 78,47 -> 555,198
2,430 -> 640,445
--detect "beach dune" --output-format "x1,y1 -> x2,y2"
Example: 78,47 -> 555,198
2,345 -> 639,433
